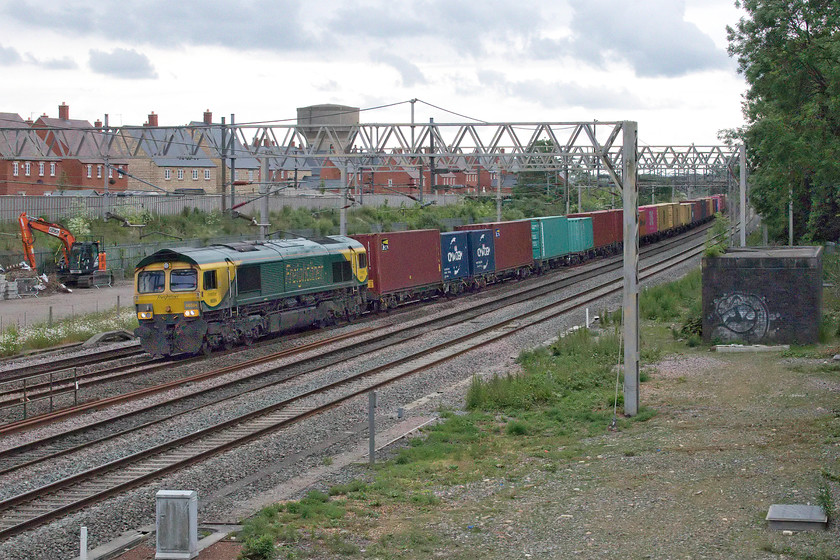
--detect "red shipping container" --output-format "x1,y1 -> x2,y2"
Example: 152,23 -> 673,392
455,221 -> 533,272
638,205 -> 658,236
569,209 -> 622,249
351,230 -> 441,295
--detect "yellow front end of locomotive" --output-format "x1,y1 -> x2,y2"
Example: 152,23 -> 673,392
134,262 -> 202,319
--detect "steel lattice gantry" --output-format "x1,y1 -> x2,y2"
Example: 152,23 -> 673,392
1,121 -> 739,175
0,119 -> 746,417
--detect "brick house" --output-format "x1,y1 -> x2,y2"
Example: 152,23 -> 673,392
188,110 -> 261,195
127,112 -> 217,193
0,112 -> 65,195
34,103 -> 129,192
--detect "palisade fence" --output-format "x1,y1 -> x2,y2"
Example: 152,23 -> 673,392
0,192 -> 462,223
0,192 -> 469,276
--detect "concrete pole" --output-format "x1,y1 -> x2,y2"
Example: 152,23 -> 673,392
229,114 -> 236,215
789,188 -> 794,246
220,117 -> 227,214
622,121 -> 640,417
80,526 -> 88,560
740,144 -> 747,247
565,167 -> 570,215
368,391 -> 376,464
260,156 -> 269,240
496,168 -> 502,222
103,114 -> 109,196
340,163 -> 347,236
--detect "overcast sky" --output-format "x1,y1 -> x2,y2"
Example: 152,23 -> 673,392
0,0 -> 746,145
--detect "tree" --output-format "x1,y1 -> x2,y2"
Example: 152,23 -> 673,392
727,0 -> 840,242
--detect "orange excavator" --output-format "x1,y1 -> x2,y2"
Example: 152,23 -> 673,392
18,212 -> 107,287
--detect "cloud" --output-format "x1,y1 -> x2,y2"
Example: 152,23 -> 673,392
89,48 -> 158,79
477,70 -> 646,110
328,0 -> 542,56
23,53 -> 77,70
316,80 -> 340,92
371,51 -> 426,87
555,0 -> 728,77
0,44 -> 22,65
3,0 -> 315,52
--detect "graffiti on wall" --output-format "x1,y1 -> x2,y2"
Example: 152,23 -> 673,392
709,292 -> 779,343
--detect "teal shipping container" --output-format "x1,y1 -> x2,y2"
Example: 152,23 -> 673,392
529,216 -> 570,260
568,217 -> 594,253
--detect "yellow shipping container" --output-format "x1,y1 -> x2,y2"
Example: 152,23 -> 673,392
677,203 -> 691,227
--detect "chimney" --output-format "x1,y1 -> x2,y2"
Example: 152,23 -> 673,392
24,117 -> 33,125
203,109 -> 212,125
58,102 -> 69,120
94,119 -> 102,129
147,111 -> 158,127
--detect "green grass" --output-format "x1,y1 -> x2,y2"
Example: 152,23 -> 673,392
0,308 -> 138,357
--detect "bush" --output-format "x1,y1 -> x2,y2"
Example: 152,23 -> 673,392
239,534 -> 275,560
506,420 -> 529,435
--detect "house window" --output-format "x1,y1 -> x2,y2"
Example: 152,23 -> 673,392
108,167 -> 113,179
50,163 -> 56,176
25,162 -> 31,176
164,168 -> 171,180
177,169 -> 184,180
388,179 -> 393,187
12,162 -> 19,176
204,169 -> 210,180
38,162 -> 44,176
192,169 -> 198,180
247,170 -> 253,182
87,165 -> 92,178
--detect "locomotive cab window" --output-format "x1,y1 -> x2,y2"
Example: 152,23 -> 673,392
357,252 -> 367,269
203,270 -> 218,290
138,271 -> 165,293
170,269 -> 198,292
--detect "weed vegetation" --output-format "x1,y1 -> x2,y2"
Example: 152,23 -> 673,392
235,326 -> 660,559
234,255 -> 840,559
0,200 -> 508,260
0,309 -> 138,356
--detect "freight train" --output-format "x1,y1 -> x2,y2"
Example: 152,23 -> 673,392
133,195 -> 725,357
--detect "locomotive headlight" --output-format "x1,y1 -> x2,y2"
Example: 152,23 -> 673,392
184,301 -> 200,317
137,303 -> 153,320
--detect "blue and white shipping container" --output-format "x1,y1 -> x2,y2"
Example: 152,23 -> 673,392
465,229 -> 495,276
440,231 -> 470,280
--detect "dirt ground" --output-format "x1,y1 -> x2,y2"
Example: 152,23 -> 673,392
0,279 -> 134,329
401,350 -> 840,559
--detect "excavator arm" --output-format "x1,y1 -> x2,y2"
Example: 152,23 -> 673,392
18,212 -> 77,273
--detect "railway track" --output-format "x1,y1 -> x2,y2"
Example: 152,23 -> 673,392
0,343 -> 146,382
0,224 -> 713,428
0,223 -> 711,438
0,230 -> 711,540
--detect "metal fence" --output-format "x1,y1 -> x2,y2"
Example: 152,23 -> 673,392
0,192 -> 463,223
